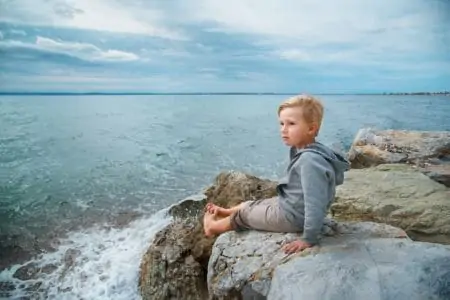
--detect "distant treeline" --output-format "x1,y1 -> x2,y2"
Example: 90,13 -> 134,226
382,91 -> 450,95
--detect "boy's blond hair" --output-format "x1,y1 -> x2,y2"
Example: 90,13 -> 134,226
277,94 -> 324,135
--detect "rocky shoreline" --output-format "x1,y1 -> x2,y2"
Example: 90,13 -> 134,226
139,128 -> 450,300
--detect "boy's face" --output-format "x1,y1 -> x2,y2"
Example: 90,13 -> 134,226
279,106 -> 317,148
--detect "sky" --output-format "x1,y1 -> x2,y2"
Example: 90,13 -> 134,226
0,0 -> 449,93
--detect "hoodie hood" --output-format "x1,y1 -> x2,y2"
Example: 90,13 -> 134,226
292,142 -> 350,185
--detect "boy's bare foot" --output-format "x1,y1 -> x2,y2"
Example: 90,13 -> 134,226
203,211 -> 216,238
205,203 -> 233,217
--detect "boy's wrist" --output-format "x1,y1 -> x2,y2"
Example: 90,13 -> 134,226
301,235 -> 317,246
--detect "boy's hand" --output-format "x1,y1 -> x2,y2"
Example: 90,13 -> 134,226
282,240 -> 312,254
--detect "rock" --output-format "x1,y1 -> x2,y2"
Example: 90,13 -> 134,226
63,248 -> 81,269
139,171 -> 277,300
110,210 -> 143,228
421,161 -> 450,187
346,128 -> 450,187
13,262 -> 57,281
268,239 -> 450,300
208,222 -> 450,300
168,194 -> 207,221
331,164 -> 450,244
348,128 -> 450,169
139,220 -> 209,300
0,244 -> 33,272
203,171 -> 278,209
0,281 -> 15,299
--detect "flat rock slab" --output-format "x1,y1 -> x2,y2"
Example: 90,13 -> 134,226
269,238 -> 450,300
208,221 -> 415,299
331,164 -> 450,244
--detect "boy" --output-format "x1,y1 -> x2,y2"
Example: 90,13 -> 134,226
203,94 -> 349,254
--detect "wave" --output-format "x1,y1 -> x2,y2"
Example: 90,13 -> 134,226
0,208 -> 172,300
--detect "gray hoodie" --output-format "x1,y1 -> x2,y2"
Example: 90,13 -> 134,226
277,142 -> 350,245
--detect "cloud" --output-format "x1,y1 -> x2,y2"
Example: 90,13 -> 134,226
182,0 -> 449,66
0,0 -> 185,40
275,49 -> 312,62
0,0 -> 449,92
0,36 -> 139,62
9,29 -> 27,36
185,0 -> 443,41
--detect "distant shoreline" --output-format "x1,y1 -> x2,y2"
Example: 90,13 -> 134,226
0,91 -> 448,96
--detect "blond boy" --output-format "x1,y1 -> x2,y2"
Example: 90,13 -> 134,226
203,94 -> 349,253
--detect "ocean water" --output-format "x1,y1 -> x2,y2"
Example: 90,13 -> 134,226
1,94 -> 449,299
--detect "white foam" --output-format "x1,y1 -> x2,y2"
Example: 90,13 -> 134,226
0,209 -> 172,300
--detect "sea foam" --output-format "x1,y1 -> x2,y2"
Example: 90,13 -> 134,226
0,208 -> 172,300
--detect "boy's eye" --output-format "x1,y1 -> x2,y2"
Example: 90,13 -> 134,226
289,121 -> 295,125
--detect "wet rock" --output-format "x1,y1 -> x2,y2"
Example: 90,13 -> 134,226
331,164 -> 450,244
139,220 -> 208,300
0,228 -> 59,271
168,194 -> 207,221
0,281 -> 15,299
63,248 -> 81,269
13,262 -> 57,281
111,211 -> 143,228
0,244 -> 32,271
208,222 -> 450,300
56,248 -> 82,281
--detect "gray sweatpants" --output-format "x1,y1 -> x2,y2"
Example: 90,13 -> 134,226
230,197 -> 301,233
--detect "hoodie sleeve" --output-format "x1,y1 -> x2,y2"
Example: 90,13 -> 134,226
298,152 -> 333,245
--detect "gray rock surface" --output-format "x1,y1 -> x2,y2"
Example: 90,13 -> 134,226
208,222 -> 450,300
331,164 -> 450,244
269,239 -> 450,300
347,128 -> 450,169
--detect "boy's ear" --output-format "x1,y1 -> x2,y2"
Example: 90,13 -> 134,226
308,122 -> 319,136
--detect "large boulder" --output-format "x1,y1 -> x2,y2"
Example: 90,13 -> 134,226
348,128 -> 450,168
347,128 -> 450,186
208,222 -> 450,300
139,171 -> 277,300
331,164 -> 450,244
139,220 -> 209,300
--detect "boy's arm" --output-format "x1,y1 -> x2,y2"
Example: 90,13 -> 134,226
299,154 -> 332,245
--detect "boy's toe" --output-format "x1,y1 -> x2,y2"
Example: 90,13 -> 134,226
204,203 -> 212,212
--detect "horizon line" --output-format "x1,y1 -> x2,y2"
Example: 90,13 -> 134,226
0,91 -> 449,96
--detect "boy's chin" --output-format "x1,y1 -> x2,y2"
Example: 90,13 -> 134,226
282,139 -> 293,146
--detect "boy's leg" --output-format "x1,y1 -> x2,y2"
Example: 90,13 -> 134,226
232,197 -> 301,233
203,197 -> 300,237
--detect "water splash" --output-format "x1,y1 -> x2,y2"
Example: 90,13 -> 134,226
0,209 -> 172,300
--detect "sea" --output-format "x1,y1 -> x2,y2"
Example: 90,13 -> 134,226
1,94 -> 449,299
